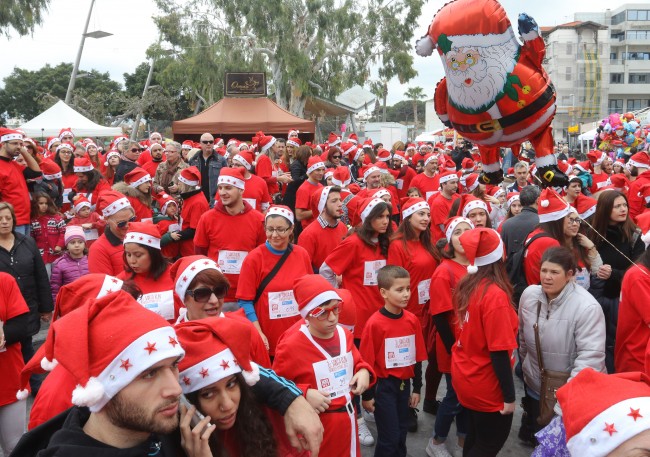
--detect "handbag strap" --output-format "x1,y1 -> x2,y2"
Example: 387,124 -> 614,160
533,300 -> 546,372
254,244 -> 293,304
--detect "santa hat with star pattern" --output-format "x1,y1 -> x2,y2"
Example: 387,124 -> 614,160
97,191 -> 132,218
123,222 -> 161,250
170,256 -> 222,302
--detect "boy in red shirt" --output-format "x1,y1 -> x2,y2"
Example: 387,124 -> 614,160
360,265 -> 427,457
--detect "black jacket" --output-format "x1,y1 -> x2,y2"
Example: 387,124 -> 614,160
10,407 -> 184,457
500,206 -> 540,258
597,226 -> 645,299
0,232 -> 53,335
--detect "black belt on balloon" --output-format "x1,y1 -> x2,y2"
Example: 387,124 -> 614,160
450,85 -> 555,135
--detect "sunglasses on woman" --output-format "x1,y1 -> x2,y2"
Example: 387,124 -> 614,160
116,216 -> 136,229
130,148 -> 143,153
186,286 -> 228,303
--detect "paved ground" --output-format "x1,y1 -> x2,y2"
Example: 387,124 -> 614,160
6,325 -> 533,457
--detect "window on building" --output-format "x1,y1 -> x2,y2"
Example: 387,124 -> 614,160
566,67 -> 572,81
611,11 -> 625,25
610,52 -> 617,61
626,99 -> 650,110
610,73 -> 623,83
611,31 -> 625,41
628,10 -> 650,21
629,10 -> 638,20
627,30 -> 650,40
566,43 -> 573,55
609,99 -> 623,113
623,52 -> 650,60
629,73 -> 650,84
562,95 -> 572,105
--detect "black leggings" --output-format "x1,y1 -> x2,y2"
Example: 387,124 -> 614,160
463,409 -> 513,457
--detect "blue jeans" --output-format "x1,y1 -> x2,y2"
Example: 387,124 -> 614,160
14,224 -> 30,236
374,377 -> 410,457
434,373 -> 468,441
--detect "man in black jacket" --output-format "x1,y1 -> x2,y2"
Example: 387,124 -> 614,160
500,185 -> 541,258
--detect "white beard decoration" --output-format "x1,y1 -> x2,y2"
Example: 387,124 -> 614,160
444,39 -> 518,111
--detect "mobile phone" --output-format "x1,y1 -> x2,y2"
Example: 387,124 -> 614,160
180,394 -> 210,429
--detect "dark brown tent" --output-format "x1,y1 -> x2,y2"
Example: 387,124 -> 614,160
172,97 -> 315,142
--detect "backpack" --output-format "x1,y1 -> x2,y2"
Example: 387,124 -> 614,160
506,232 -> 552,308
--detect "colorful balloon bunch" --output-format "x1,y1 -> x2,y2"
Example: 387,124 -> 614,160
594,112 -> 648,157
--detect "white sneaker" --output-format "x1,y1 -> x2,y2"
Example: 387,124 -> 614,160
426,438 -> 453,457
362,408 -> 375,423
357,417 -> 375,446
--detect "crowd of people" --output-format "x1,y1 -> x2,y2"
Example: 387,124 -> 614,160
0,125 -> 649,457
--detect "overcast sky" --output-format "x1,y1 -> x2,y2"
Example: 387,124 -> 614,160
1,0 -> 613,106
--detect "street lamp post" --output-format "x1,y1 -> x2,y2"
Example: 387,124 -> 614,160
65,0 -> 112,104
569,93 -> 576,149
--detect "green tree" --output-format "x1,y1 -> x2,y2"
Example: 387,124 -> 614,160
0,0 -> 50,37
385,99 -> 425,124
404,86 -> 426,128
0,63 -> 122,122
153,0 -> 423,117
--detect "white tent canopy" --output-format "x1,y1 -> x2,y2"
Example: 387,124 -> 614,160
578,129 -> 597,142
19,100 -> 122,138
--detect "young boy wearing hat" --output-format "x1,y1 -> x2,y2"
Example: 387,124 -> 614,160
113,166 -> 154,222
295,156 -> 326,229
273,274 -> 374,456
360,265 -> 427,457
68,195 -> 105,246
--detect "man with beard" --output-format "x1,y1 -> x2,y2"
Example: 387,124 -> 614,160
10,290 -> 187,456
194,167 -> 266,311
627,152 -> 650,222
298,186 -> 347,273
142,142 -> 165,178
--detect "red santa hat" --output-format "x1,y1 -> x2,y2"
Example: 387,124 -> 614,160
232,150 -> 254,170
0,128 -> 23,143
609,174 -> 629,193
557,160 -> 573,176
266,205 -> 294,225
444,159 -> 457,172
46,136 -> 60,150
353,146 -> 364,162
170,255 -> 222,301
363,166 -> 381,181
214,138 -> 224,148
358,197 -> 384,224
538,188 -> 573,223
374,161 -> 390,174
506,192 -> 520,210
370,187 -> 391,201
53,274 -> 125,322
629,152 -> 650,169
406,143 -> 416,152
217,167 -> 245,190
458,194 -> 488,218
587,150 -> 606,166
444,216 -> 474,242
307,156 -> 326,175
331,166 -> 351,187
56,143 -> 73,153
461,157 -> 475,172
461,173 -> 479,193
287,137 -> 302,148
73,195 -> 91,213
226,138 -> 238,148
176,318 -> 260,392
311,186 -> 335,215
58,127 -> 74,140
178,166 -> 201,187
423,153 -> 438,168
376,148 -> 391,162
103,150 -> 120,166
153,192 -> 177,215
574,194 -> 598,220
438,170 -> 459,185
73,157 -> 94,173
97,190 -> 132,218
181,140 -> 193,150
294,274 -> 342,319
288,129 -> 300,138
362,139 -> 373,149
18,290 -> 185,410
347,133 -> 359,145
327,132 -> 341,147
489,186 -> 505,200
401,197 -> 429,219
636,212 -> 650,248
339,142 -> 354,158
124,222 -> 161,250
64,225 -> 86,246
124,167 -> 151,188
506,167 -> 515,178
324,168 -> 335,181
458,227 -> 504,274
40,160 -> 62,180
238,142 -> 250,151
558,368 -> 650,457
258,134 -> 277,152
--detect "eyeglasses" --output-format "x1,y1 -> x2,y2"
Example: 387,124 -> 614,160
567,217 -> 582,225
201,140 -> 214,144
130,148 -> 142,153
309,305 -> 341,321
116,216 -> 136,229
59,150 -> 72,155
332,155 -> 342,159
164,150 -> 177,154
265,226 -> 291,235
186,286 -> 228,303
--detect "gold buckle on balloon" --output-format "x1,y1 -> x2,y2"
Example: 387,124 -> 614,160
543,170 -> 555,182
476,119 -> 502,133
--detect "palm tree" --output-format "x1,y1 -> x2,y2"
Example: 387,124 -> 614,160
404,86 -> 426,129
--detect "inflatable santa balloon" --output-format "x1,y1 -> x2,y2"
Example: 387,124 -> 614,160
416,0 -> 568,187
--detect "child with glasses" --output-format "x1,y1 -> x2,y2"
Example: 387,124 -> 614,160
273,274 -> 374,456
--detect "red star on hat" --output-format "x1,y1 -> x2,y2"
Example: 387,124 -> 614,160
628,408 -> 643,421
144,342 -> 157,355
182,376 -> 191,385
120,359 -> 132,371
200,367 -> 209,378
603,423 -> 617,436
168,336 -> 178,348
190,266 -> 196,271
220,360 -> 230,370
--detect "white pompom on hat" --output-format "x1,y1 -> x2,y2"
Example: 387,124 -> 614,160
458,227 -> 504,274
537,187 -> 573,223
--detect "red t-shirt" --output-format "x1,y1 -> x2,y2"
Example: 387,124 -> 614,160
180,191 -> 209,257
429,192 -> 459,242
60,173 -> 79,213
117,266 -> 181,324
0,273 -> 30,406
389,166 -> 417,199
213,174 -> 271,212
236,243 -> 312,355
194,203 -> 265,301
451,282 -> 518,412
295,180 -> 323,229
298,220 -> 347,272
0,159 -> 32,225
360,309 -> 427,380
255,154 -> 280,195
428,259 -> 468,373
523,228 -> 560,286
323,233 -> 387,339
141,160 -> 161,178
615,264 -> 650,373
387,236 -> 438,326
629,172 -> 650,222
88,232 -> 124,275
410,173 -> 440,202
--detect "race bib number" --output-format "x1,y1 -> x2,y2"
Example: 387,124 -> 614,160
218,250 -> 248,274
426,191 -> 439,201
168,223 -> 181,233
62,188 -> 72,204
417,279 -> 431,305
243,198 -> 257,209
363,260 -> 386,286
272,170 -> 278,178
385,335 -> 416,368
268,290 -> 299,319
575,267 -> 590,290
141,218 -> 153,223
83,228 -> 99,240
139,290 -> 175,320
312,352 -> 354,399
396,179 -> 404,190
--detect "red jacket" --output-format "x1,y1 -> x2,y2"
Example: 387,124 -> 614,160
30,214 -> 66,264
88,228 -> 124,275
